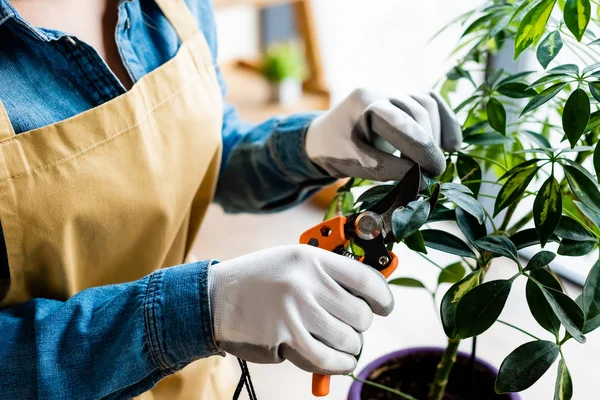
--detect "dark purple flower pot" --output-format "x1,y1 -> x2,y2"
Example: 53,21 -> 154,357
348,347 -> 521,400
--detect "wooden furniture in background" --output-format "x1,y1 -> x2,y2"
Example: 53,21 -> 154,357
215,0 -> 338,208
215,0 -> 329,122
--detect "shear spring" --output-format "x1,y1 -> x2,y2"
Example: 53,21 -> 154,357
334,246 -> 360,260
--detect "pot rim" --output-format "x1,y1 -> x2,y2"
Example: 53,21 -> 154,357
348,347 -> 521,400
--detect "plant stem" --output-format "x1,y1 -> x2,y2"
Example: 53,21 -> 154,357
428,337 -> 461,400
507,210 -> 534,236
349,374 -> 418,400
499,201 -> 518,232
497,319 -> 541,340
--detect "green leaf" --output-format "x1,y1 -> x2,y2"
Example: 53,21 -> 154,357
438,262 -> 467,285
555,215 -> 596,241
497,82 -> 537,98
526,251 -> 557,271
341,191 -> 354,214
582,259 -> 600,327
462,13 -> 495,37
351,242 -> 365,257
443,190 -> 485,224
456,207 -> 486,244
403,230 -> 427,254
562,89 -> 591,148
548,64 -> 580,75
554,359 -> 573,400
497,70 -> 535,86
487,68 -> 505,87
440,271 -> 480,338
583,61 -> 600,75
561,158 -> 596,182
558,238 -> 596,256
528,74 -> 568,88
440,79 -> 458,104
456,279 -> 513,338
564,164 -> 600,214
534,176 -> 562,247
421,229 -> 477,259
564,0 -> 591,42
521,82 -> 568,115
499,158 -> 542,180
463,121 -> 488,136
541,286 -> 586,342
495,341 -> 560,393
523,130 -> 552,147
324,195 -> 340,221
515,0 -> 558,58
589,81 -> 600,102
487,98 -> 507,135
455,95 -> 481,113
494,165 -> 540,216
357,184 -> 394,204
573,200 -> 600,227
527,270 -> 562,333
392,200 -> 430,241
463,132 -> 514,146
439,159 -> 455,183
388,277 -> 427,289
594,139 -> 600,183
428,204 -> 456,222
427,183 -> 441,216
537,31 -> 564,68
447,66 -> 476,86
511,228 -> 559,249
441,182 -> 473,194
457,155 -> 482,196
475,235 -> 519,262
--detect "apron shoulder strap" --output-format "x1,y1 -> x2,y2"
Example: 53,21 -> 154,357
0,100 -> 15,142
154,0 -> 200,43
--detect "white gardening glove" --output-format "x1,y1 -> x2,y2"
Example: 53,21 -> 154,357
305,88 -> 462,181
208,245 -> 394,375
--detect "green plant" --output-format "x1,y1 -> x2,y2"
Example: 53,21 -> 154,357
327,1 -> 600,399
260,41 -> 307,83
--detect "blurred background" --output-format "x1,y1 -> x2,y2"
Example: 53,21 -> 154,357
193,1 -> 600,399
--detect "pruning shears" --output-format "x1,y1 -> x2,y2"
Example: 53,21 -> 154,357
299,163 -> 422,397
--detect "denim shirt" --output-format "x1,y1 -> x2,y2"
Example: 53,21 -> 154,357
0,0 -> 333,398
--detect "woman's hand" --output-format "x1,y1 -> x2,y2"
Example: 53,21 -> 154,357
305,88 -> 462,181
208,245 -> 394,375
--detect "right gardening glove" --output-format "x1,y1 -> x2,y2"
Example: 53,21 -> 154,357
208,245 -> 394,374
305,88 -> 463,181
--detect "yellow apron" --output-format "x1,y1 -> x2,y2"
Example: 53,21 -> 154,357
0,0 -> 236,398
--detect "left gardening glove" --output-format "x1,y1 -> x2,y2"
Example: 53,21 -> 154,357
305,88 -> 462,181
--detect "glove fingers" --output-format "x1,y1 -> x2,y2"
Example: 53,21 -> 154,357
304,300 -> 363,355
316,249 -> 394,317
363,100 -> 446,177
315,275 -> 374,332
281,329 -> 358,375
410,92 -> 441,145
429,91 -> 463,152
389,95 -> 434,141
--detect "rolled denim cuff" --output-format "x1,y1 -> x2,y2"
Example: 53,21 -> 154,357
144,260 -> 221,373
269,112 -> 335,183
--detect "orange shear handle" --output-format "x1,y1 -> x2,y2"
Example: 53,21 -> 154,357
299,218 -> 399,397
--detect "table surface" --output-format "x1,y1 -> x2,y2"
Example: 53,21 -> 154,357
193,203 -> 600,400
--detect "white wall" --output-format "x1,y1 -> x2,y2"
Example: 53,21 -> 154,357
215,0 -> 483,103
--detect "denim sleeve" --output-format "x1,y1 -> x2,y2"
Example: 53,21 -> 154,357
185,0 -> 335,214
0,261 -> 220,400
213,92 -> 336,213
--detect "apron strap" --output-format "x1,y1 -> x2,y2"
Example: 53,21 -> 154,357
154,0 -> 199,43
0,100 -> 15,141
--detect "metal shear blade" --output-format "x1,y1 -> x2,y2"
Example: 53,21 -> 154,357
365,163 -> 421,244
